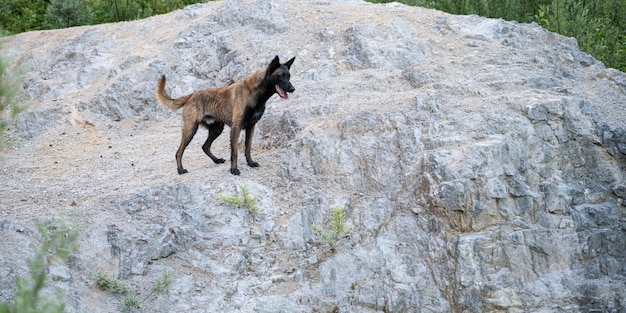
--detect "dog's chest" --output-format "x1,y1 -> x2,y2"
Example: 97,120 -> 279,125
241,102 -> 266,128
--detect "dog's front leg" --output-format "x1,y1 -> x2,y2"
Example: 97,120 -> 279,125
230,125 -> 241,175
245,124 -> 259,168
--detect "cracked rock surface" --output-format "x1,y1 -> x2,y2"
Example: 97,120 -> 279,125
1,0 -> 625,312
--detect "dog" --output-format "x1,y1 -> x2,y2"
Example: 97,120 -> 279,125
156,55 -> 295,175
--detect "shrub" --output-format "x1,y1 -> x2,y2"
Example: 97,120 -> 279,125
535,0 -> 626,72
0,0 -> 49,34
45,0 -> 92,29
0,0 -> 209,35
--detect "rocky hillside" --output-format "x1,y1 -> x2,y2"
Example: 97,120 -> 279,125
1,0 -> 626,312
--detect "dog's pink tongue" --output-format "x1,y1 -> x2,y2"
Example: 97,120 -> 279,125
276,85 -> 288,99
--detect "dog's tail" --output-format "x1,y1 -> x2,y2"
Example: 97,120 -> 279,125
156,75 -> 190,110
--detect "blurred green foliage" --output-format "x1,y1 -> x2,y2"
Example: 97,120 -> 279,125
0,219 -> 80,313
0,34 -> 24,150
0,0 -> 207,34
368,0 -> 626,72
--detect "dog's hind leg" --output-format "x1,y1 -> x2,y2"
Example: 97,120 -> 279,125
176,121 -> 199,174
244,124 -> 259,168
202,122 -> 226,164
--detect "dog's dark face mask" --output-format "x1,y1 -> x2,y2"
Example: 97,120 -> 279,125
267,56 -> 295,99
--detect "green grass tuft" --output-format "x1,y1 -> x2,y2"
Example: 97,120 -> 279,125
311,206 -> 347,249
220,184 -> 259,215
94,268 -> 172,312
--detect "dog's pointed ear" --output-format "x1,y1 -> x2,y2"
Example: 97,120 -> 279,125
268,55 -> 281,72
284,57 -> 295,70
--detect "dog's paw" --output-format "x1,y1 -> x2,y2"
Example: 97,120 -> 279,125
215,158 -> 226,164
178,168 -> 188,175
247,160 -> 260,167
230,168 -> 241,175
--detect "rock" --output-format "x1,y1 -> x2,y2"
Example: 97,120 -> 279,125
1,0 -> 626,312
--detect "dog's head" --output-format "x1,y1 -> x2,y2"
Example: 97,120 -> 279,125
266,56 -> 295,99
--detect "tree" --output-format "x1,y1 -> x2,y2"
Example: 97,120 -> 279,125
45,0 -> 92,29
0,0 -> 49,34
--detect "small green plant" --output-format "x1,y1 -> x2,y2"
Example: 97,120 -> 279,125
142,269 -> 172,302
0,219 -> 80,313
94,269 -> 172,312
121,295 -> 140,311
94,271 -> 132,295
310,206 -> 346,249
220,184 -> 259,215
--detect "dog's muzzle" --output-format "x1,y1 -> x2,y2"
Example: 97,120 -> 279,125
276,84 -> 294,99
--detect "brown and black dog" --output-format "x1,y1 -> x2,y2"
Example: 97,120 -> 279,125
156,56 -> 295,175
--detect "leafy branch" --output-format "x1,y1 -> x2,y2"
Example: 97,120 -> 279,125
0,219 -> 80,313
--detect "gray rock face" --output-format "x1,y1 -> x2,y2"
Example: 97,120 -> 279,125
1,0 -> 625,312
